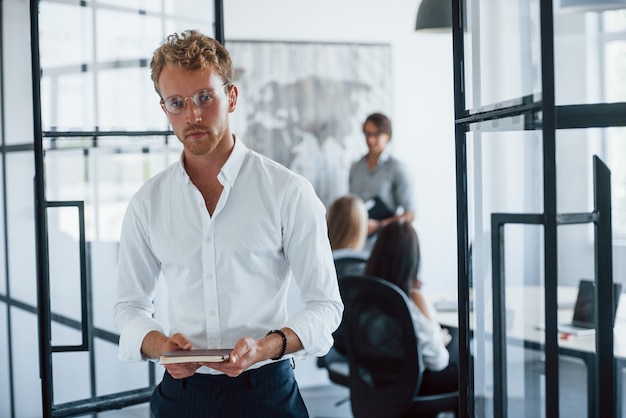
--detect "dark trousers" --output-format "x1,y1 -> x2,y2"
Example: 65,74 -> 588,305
150,360 -> 309,418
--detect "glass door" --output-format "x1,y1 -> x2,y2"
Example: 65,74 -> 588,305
0,1 -> 218,416
452,0 -> 626,417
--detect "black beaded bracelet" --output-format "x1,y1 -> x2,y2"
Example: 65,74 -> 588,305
266,329 -> 287,360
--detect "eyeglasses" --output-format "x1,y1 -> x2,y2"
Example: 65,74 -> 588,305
364,130 -> 385,138
160,83 -> 229,115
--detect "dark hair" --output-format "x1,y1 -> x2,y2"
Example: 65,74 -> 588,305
365,221 -> 420,295
362,112 -> 392,138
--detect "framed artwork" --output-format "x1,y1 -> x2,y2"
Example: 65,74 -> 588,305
227,40 -> 392,206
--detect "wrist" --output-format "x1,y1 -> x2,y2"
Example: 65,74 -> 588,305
265,329 -> 287,360
142,330 -> 169,359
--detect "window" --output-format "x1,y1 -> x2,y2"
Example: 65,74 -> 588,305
602,10 -> 626,234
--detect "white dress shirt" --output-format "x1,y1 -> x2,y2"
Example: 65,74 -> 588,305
407,297 -> 449,371
114,136 -> 343,371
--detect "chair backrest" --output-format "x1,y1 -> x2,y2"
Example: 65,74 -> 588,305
334,255 -> 368,280
341,275 -> 424,418
331,256 -> 369,355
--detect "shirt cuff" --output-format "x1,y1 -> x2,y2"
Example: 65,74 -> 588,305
118,316 -> 165,362
286,314 -> 335,358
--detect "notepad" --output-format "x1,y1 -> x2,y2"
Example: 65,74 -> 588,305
364,196 -> 394,220
159,348 -> 232,365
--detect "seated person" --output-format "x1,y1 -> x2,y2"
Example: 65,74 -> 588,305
325,194 -> 370,356
326,194 -> 370,262
365,220 -> 458,395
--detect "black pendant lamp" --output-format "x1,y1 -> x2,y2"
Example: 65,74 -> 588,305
415,0 -> 452,32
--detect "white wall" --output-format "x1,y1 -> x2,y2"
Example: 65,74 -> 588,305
224,0 -> 458,294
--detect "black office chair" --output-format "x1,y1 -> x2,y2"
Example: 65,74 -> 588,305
316,256 -> 369,399
316,345 -> 350,388
333,255 -> 368,280
341,275 -> 459,418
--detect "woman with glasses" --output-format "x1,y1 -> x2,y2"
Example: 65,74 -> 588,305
348,112 -> 416,249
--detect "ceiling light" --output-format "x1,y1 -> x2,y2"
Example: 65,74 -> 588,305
415,0 -> 452,32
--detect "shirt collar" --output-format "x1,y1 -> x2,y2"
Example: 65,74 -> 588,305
177,153 -> 188,182
376,147 -> 392,164
219,134 -> 246,188
176,134 -> 246,188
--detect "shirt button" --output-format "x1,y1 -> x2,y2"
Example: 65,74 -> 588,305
209,311 -> 216,316
206,274 -> 213,280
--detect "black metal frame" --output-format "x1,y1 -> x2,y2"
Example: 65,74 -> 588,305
0,3 -> 16,417
452,0 -> 626,417
46,201 -> 90,353
28,0 -> 225,416
490,157 -> 615,418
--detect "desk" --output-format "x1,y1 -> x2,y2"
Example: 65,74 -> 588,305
431,286 -> 626,417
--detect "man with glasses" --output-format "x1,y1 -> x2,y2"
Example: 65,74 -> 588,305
114,29 -> 343,418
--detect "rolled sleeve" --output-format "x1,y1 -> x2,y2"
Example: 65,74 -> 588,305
117,316 -> 165,362
411,305 -> 450,371
114,196 -> 163,362
282,177 -> 344,357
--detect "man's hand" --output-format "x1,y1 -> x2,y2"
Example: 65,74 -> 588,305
202,337 -> 262,377
143,331 -> 201,379
204,328 -> 303,377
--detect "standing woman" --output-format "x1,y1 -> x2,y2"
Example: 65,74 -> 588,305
349,112 -> 416,246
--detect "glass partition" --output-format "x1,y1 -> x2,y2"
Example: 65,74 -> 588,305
554,8 -> 626,106
455,0 -> 626,415
1,0 -> 216,416
462,0 -> 542,110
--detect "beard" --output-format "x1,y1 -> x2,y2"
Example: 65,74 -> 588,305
175,107 -> 231,156
177,124 -> 217,156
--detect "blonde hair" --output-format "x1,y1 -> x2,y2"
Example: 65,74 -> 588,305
150,29 -> 234,95
327,195 -> 368,251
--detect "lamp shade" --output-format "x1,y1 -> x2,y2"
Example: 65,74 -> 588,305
415,0 -> 452,32
560,0 -> 626,11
